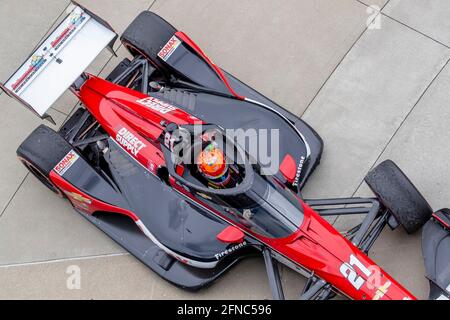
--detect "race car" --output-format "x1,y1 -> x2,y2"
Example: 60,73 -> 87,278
1,2 -> 449,300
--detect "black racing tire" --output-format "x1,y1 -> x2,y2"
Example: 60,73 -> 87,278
17,125 -> 72,197
120,11 -> 177,69
364,160 -> 433,234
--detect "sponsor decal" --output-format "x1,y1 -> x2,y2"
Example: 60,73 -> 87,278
158,35 -> 181,61
54,150 -> 79,176
12,55 -> 47,92
292,156 -> 306,187
340,254 -> 372,290
137,97 -> 177,114
64,191 -> 92,211
116,127 -> 146,156
66,192 -> 92,204
372,281 -> 391,300
73,202 -> 90,211
215,241 -> 247,260
51,11 -> 86,50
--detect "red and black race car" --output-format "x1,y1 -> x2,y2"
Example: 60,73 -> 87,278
1,2 -> 449,300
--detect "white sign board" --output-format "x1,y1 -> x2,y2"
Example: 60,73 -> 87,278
2,5 -> 116,117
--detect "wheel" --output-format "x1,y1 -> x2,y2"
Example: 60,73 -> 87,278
17,125 -> 73,196
364,160 -> 432,234
120,11 -> 177,69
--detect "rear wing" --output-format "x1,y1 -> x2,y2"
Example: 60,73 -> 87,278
0,1 -> 117,122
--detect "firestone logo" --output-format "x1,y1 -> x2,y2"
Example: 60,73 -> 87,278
215,241 -> 247,260
292,156 -> 306,187
158,35 -> 181,61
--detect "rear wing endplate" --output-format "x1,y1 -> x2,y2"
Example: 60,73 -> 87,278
0,1 -> 117,122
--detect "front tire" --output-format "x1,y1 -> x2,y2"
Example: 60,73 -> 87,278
364,160 -> 432,234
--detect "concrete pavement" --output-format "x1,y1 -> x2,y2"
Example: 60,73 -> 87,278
0,0 -> 449,299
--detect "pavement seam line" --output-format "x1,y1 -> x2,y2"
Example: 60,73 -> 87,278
31,1 -> 72,53
327,0 -> 390,225
300,1 -> 385,118
381,14 -> 450,50
350,57 -> 450,198
356,0 -> 391,10
0,172 -> 29,218
0,252 -> 130,268
148,0 -> 158,10
356,0 -> 450,50
382,13 -> 450,50
50,106 -> 70,117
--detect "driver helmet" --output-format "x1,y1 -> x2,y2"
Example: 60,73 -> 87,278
197,143 -> 230,186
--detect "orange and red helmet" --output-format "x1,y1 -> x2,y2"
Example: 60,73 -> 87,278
197,143 -> 228,180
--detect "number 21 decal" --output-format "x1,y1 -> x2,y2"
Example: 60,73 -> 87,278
340,254 -> 372,290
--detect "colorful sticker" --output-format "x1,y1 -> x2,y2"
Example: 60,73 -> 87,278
64,191 -> 92,211
54,150 -> 79,176
372,281 -> 391,300
11,55 -> 47,92
66,192 -> 92,204
158,36 -> 181,61
51,11 -> 86,50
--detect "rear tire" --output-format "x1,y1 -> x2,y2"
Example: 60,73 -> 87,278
121,11 -> 177,70
364,160 -> 432,234
17,125 -> 72,196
